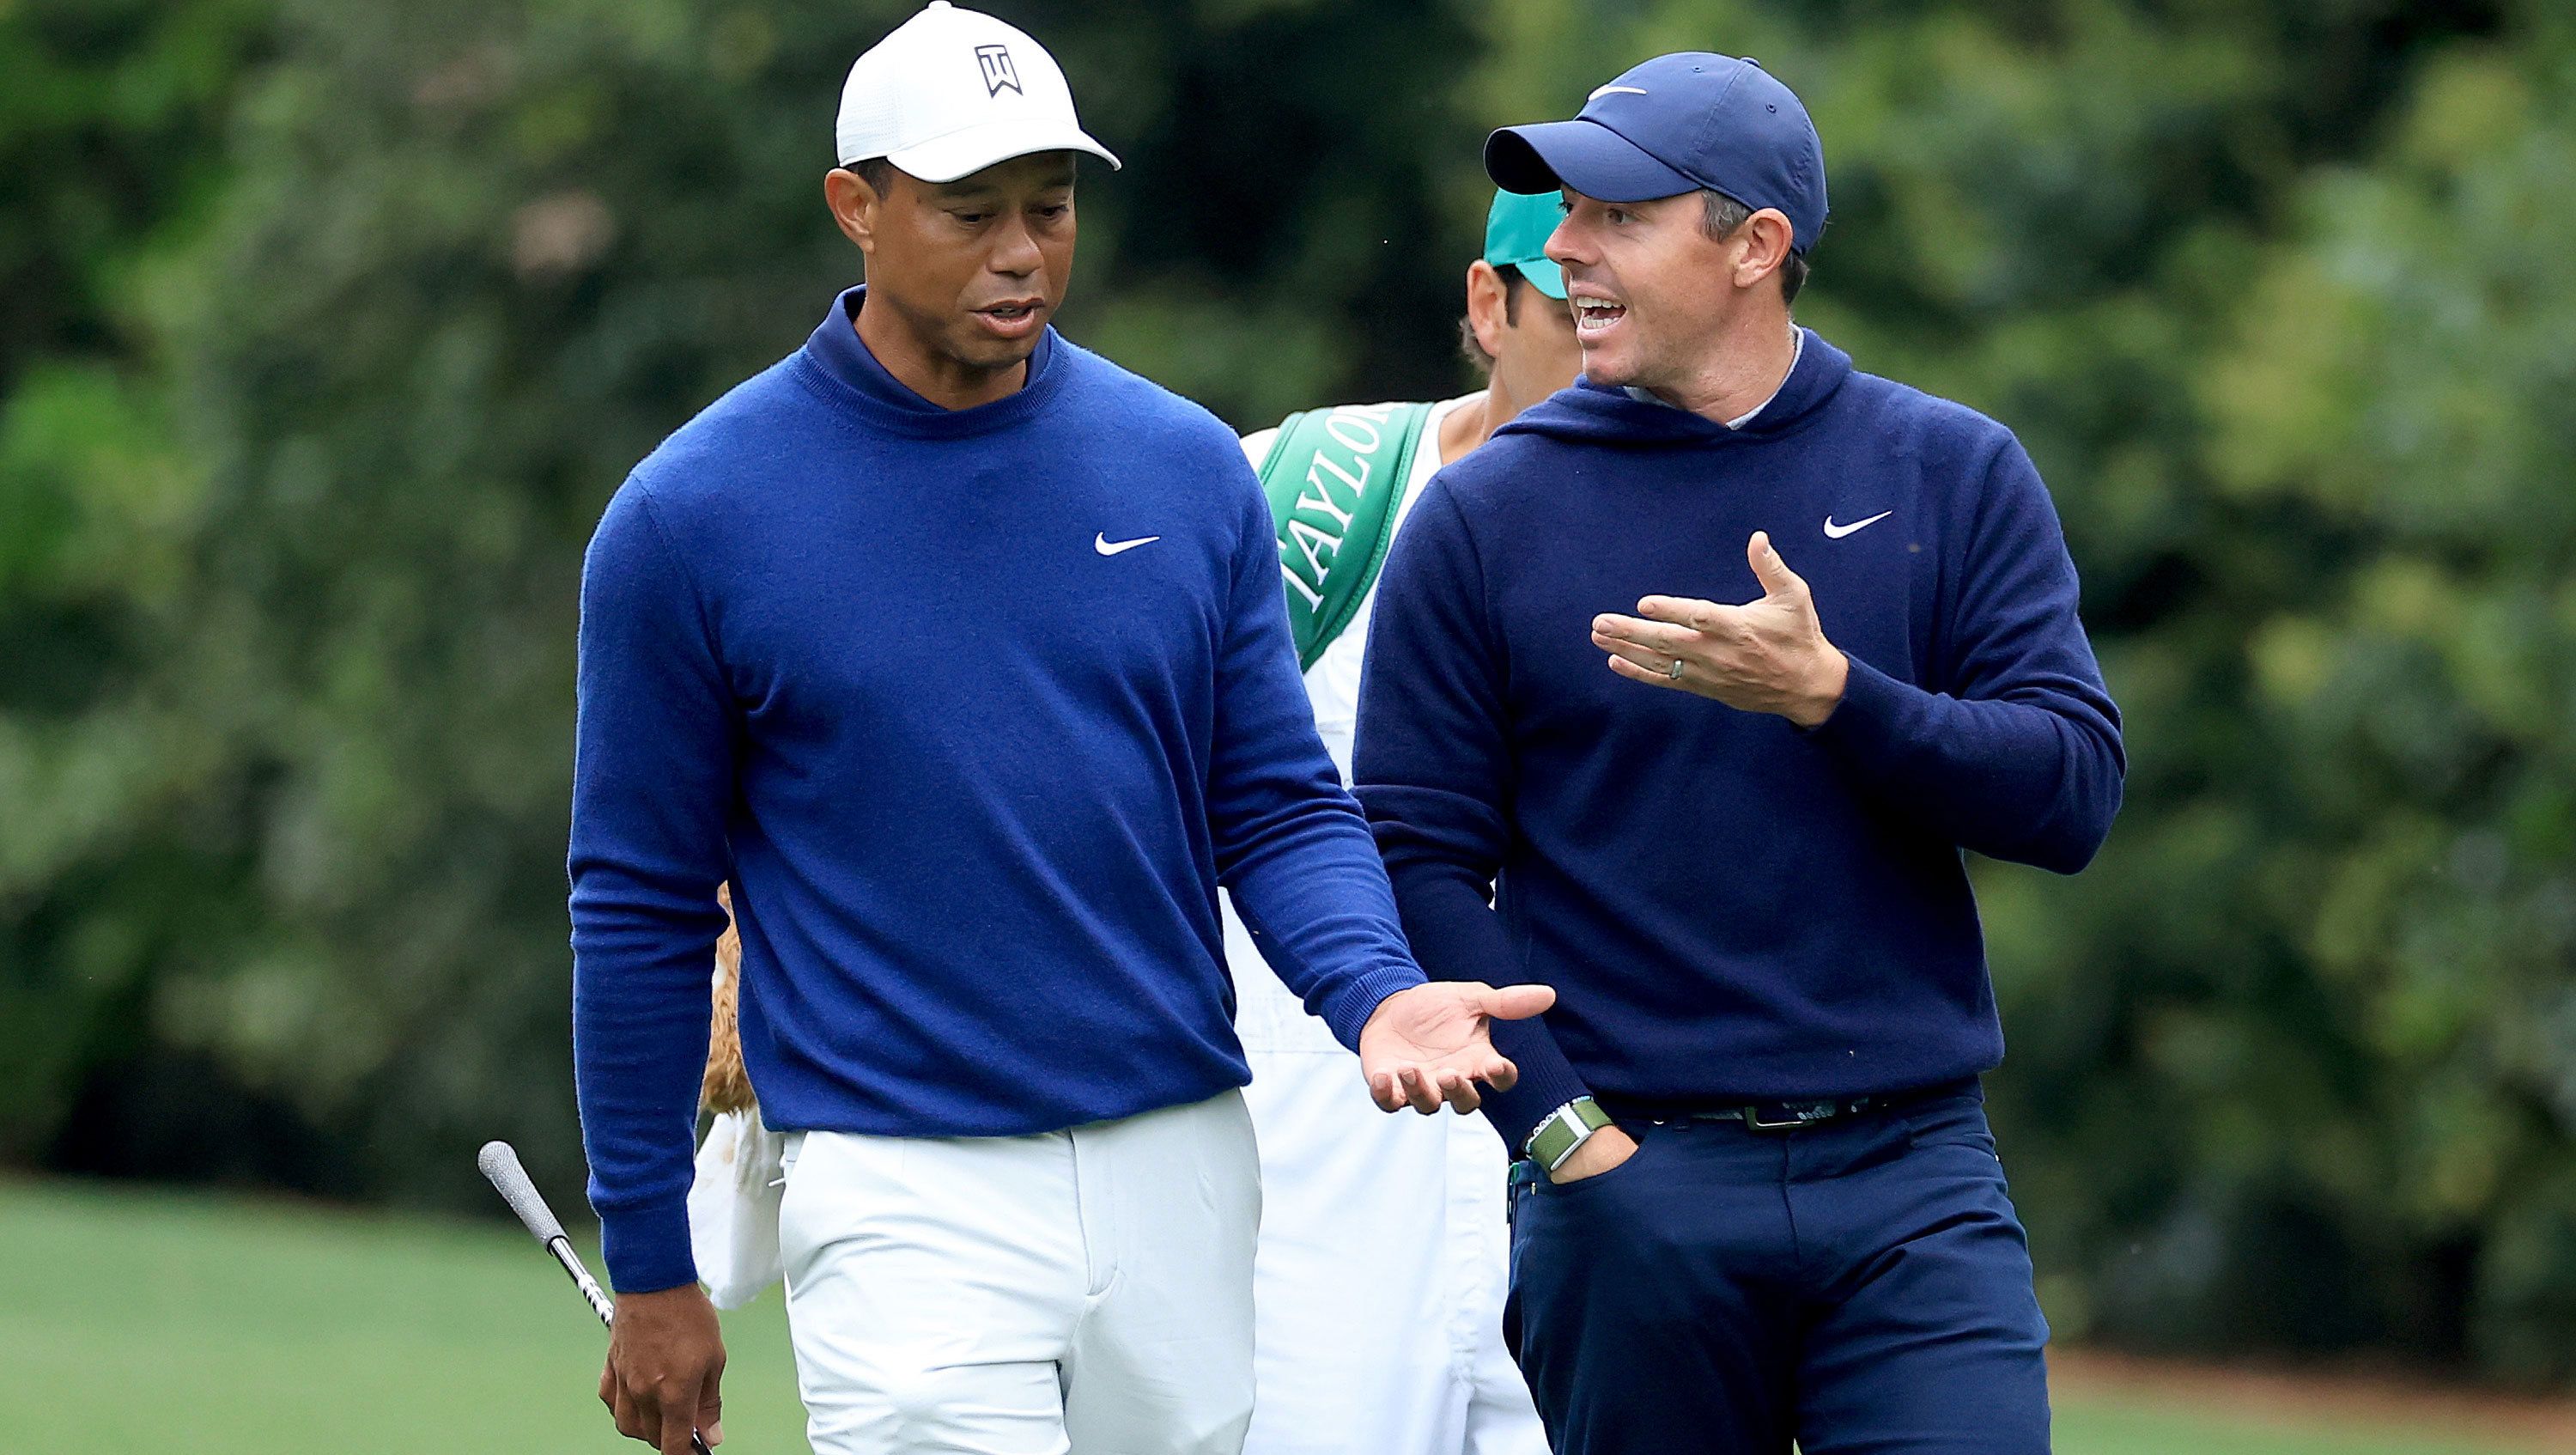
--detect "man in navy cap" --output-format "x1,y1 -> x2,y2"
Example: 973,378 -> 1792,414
1354,53 -> 2124,1454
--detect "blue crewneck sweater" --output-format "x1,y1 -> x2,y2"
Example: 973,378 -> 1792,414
1352,331 -> 2123,1149
572,289 -> 1422,1292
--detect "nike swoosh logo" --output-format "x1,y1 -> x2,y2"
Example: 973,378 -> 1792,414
1095,533 -> 1161,557
1823,511 -> 1893,539
1589,84 -> 1649,100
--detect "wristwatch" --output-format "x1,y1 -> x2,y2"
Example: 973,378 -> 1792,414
1523,1096 -> 1614,1173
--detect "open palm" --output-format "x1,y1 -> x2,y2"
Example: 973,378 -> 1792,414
1357,981 -> 1558,1113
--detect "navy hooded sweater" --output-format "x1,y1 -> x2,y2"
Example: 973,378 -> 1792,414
1352,330 -> 2123,1149
572,289 -> 1422,1292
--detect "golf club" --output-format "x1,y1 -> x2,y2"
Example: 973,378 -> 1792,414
479,1140 -> 714,1455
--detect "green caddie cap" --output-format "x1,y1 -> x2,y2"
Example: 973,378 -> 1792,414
1482,187 -> 1567,299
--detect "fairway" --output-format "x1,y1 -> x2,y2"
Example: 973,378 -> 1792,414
0,1178 -> 2537,1455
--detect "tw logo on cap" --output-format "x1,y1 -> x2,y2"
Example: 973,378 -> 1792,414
975,44 -> 1021,96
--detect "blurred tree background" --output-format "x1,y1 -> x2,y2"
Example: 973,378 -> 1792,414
6,0 -> 2575,1385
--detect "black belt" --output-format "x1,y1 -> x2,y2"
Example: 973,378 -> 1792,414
1601,1078 -> 1974,1135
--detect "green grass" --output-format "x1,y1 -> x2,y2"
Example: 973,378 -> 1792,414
0,1178 -> 2531,1454
1,1178 -> 804,1454
2052,1401 -> 2516,1455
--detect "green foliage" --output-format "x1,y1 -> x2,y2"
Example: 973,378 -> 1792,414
4,0 -> 2576,1381
0,0 -> 272,1174
2178,38 -> 2576,1378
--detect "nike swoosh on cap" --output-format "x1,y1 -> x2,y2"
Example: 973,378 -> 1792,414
1588,84 -> 1649,100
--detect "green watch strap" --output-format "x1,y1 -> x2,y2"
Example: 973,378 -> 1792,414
1524,1095 -> 1614,1172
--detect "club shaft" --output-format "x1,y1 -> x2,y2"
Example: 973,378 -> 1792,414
549,1237 -> 714,1455
548,1237 -> 619,1327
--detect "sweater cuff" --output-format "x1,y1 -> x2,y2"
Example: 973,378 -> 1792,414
1477,1019 -> 1595,1154
1316,961 -> 1431,1056
598,1194 -> 699,1295
1808,652 -> 1923,761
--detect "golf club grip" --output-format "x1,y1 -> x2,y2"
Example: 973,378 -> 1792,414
477,1140 -> 569,1245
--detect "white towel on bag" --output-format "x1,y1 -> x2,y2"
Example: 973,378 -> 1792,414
689,1105 -> 787,1308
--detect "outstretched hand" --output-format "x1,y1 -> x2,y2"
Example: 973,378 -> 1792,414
1590,531 -> 1849,728
1358,981 -> 1557,1114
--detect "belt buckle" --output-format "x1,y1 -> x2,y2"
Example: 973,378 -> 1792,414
1743,1100 -> 1836,1134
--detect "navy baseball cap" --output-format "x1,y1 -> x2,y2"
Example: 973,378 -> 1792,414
1485,53 -> 1827,253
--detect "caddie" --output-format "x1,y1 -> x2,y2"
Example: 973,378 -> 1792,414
1354,53 -> 2127,1455
568,7 -> 1551,1454
1226,188 -> 1577,1455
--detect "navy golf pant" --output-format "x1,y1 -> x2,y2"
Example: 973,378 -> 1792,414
1504,1088 -> 2050,1455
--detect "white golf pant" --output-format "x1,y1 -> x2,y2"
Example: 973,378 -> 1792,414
1229,913 -> 1547,1455
778,1091 -> 1260,1455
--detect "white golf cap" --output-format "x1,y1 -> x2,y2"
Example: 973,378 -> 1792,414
834,1 -> 1121,183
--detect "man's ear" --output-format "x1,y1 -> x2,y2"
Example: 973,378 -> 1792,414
1732,208 -> 1795,293
1463,259 -> 1510,358
824,167 -> 880,254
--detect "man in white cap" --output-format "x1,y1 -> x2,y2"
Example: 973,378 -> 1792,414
1228,187 -> 1577,1455
568,7 -> 1552,1454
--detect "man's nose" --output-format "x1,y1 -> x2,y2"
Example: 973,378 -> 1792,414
989,213 -> 1042,275
1544,214 -> 1589,269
